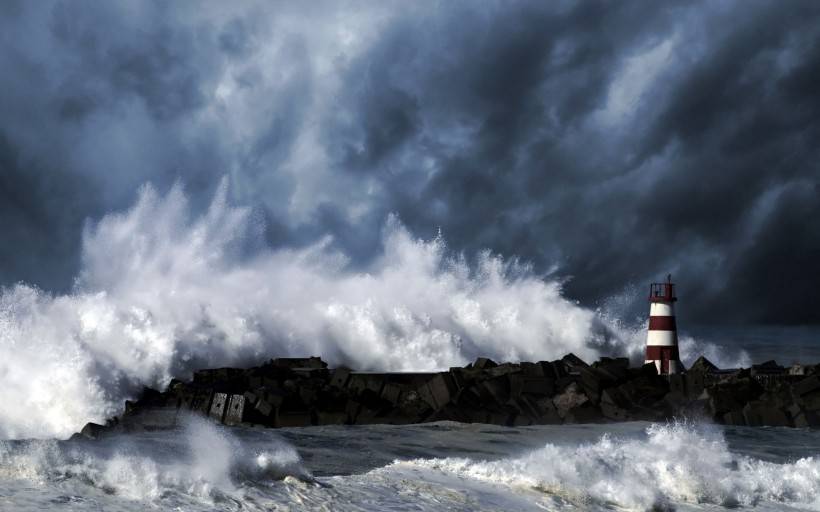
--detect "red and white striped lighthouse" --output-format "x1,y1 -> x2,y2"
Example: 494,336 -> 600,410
645,275 -> 683,375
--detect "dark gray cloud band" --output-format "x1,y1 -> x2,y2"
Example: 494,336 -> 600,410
0,0 -> 818,324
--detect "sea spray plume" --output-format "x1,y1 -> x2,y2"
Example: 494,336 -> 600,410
0,180 -> 632,439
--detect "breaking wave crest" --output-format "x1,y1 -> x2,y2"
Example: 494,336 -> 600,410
397,421 -> 820,510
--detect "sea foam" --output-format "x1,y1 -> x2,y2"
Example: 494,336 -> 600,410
397,421 -> 820,510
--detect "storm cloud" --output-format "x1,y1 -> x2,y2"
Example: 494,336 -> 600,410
0,0 -> 818,325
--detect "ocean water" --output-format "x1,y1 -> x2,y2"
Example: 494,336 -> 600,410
2,416 -> 820,511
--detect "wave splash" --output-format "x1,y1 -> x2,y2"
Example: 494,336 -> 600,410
0,181 -> 747,439
398,421 -> 820,510
0,181 -> 633,438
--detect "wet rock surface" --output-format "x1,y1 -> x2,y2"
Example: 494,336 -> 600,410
74,355 -> 820,439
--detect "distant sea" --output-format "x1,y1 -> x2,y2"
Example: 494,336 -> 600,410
683,324 -> 820,366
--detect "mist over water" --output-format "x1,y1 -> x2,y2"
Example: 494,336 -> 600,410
0,182 -> 745,439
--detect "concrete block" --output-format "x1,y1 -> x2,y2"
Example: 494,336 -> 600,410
381,382 -> 403,405
601,400 -> 630,421
299,387 -> 317,405
565,403 -> 603,424
800,390 -> 820,411
316,411 -> 348,425
723,409 -> 746,426
292,368 -> 330,380
668,374 -> 685,395
345,400 -> 362,422
689,356 -> 718,373
795,376 -> 820,396
512,414 -> 533,426
541,361 -> 567,380
276,411 -> 313,427
126,407 -> 179,431
481,377 -> 510,405
329,367 -> 351,388
743,401 -> 790,427
347,373 -> 386,395
209,393 -> 229,422
685,372 -> 705,399
270,357 -> 327,369
473,357 -> 498,370
243,391 -> 258,407
190,390 -> 213,414
553,382 -> 589,419
561,353 -> 589,372
80,422 -> 107,440
487,363 -> 522,379
520,362 -> 545,377
417,374 -> 456,410
486,411 -> 512,426
224,394 -> 246,426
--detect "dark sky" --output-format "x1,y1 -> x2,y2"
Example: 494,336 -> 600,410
0,1 -> 818,325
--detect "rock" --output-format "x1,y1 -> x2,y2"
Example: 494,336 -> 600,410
276,411 -> 313,427
269,357 -> 327,369
789,404 -> 820,428
316,411 -> 348,425
552,382 -> 589,419
480,376 -> 511,405
330,367 -> 352,388
473,357 -> 498,370
254,390 -> 284,419
600,390 -> 631,421
743,401 -> 790,427
564,403 -> 604,424
79,422 -> 107,440
509,373 -> 555,398
706,378 -> 763,417
299,387 -> 317,406
527,395 -> 562,424
561,353 -> 589,373
347,373 -> 387,396
723,409 -> 746,426
668,374 -> 686,396
752,360 -> 784,375
426,404 -> 471,423
291,368 -> 329,380
418,373 -> 457,411
487,363 -> 522,379
798,390 -> 820,411
540,361 -> 568,380
689,356 -> 718,373
122,407 -> 179,431
75,352 -> 820,438
685,371 -> 706,400
381,382 -> 403,405
795,376 -> 820,396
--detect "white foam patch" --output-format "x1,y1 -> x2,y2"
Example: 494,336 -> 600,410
396,422 -> 820,510
0,181 -> 744,439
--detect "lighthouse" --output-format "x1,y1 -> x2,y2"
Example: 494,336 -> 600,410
645,275 -> 683,375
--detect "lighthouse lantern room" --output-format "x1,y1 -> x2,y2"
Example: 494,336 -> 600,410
645,274 -> 683,375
